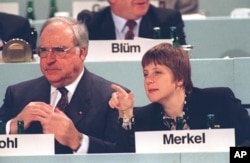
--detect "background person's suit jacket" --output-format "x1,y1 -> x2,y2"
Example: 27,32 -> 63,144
0,12 -> 31,44
78,5 -> 187,45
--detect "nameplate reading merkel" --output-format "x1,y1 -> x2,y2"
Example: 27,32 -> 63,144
0,134 -> 54,156
135,129 -> 235,153
86,39 -> 172,62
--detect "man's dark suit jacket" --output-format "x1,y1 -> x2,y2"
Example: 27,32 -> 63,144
117,87 -> 250,152
0,12 -> 31,43
78,5 -> 186,45
0,68 -> 122,154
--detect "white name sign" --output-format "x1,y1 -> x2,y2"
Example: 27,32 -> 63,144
0,134 -> 54,156
86,39 -> 172,62
135,129 -> 235,153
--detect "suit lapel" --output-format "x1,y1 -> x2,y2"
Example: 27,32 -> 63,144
64,69 -> 92,125
26,77 -> 50,133
139,6 -> 156,38
101,9 -> 116,39
30,77 -> 51,103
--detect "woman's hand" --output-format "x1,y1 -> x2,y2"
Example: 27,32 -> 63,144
109,84 -> 134,119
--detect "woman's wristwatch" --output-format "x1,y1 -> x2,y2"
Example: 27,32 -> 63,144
119,116 -> 134,130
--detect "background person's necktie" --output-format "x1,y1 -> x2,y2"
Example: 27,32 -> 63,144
125,20 -> 137,40
56,87 -> 68,112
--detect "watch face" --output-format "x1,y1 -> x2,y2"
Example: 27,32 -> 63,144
2,38 -> 32,63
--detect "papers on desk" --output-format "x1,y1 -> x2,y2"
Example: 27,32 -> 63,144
0,2 -> 19,15
86,39 -> 172,62
135,129 -> 235,153
182,13 -> 207,20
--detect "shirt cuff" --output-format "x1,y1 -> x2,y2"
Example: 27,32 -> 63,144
73,134 -> 89,154
7,120 -> 89,154
6,120 -> 11,134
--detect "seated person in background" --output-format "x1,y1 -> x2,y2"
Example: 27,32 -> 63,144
161,0 -> 199,15
109,43 -> 250,152
0,16 -> 129,154
77,0 -> 187,45
0,12 -> 32,49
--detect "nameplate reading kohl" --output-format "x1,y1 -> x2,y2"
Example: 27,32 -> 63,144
0,134 -> 54,156
86,39 -> 172,62
135,129 -> 235,153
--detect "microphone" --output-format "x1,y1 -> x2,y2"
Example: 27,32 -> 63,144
77,9 -> 93,25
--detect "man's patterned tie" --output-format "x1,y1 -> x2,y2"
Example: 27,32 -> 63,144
125,20 -> 137,40
56,87 -> 68,112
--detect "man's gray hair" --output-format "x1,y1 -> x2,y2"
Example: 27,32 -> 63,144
40,16 -> 89,53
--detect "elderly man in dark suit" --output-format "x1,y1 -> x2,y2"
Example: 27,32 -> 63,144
0,12 -> 32,48
0,16 -> 128,154
77,0 -> 187,45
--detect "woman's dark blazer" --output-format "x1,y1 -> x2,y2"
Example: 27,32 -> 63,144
117,87 -> 250,152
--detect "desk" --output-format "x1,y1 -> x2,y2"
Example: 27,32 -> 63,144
32,17 -> 250,59
184,17 -> 250,58
1,57 -> 250,107
0,152 -> 229,163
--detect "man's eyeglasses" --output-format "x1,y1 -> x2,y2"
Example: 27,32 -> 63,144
36,46 -> 76,58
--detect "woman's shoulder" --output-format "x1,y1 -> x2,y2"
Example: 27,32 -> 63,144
192,87 -> 234,96
190,87 -> 236,103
